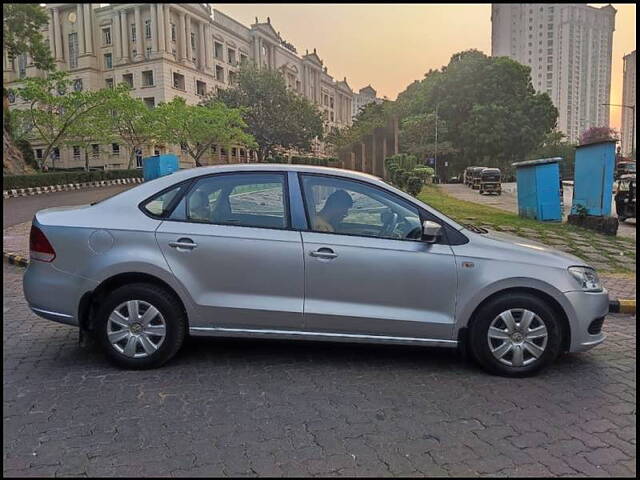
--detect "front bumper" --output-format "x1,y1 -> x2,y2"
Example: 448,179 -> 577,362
563,289 -> 610,352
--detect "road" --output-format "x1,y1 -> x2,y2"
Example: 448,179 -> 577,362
2,262 -> 636,477
2,185 -> 133,229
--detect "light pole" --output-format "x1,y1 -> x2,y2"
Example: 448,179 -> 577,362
603,103 -> 636,156
434,104 -> 439,182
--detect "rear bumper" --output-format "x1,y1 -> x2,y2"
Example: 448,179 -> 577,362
23,260 -> 98,327
563,289 -> 610,352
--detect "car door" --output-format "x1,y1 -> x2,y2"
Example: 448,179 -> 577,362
298,173 -> 458,341
154,171 -> 305,332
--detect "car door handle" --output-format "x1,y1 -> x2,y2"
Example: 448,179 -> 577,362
310,248 -> 338,259
169,239 -> 198,250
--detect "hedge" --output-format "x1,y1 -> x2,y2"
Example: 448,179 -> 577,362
3,169 -> 143,190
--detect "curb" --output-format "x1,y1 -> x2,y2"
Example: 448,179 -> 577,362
4,247 -> 636,317
3,177 -> 143,199
609,299 -> 636,315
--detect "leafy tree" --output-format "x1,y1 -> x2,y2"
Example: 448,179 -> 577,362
16,71 -> 118,170
399,112 -> 453,161
209,64 -> 323,161
103,86 -> 158,169
529,130 -> 577,180
154,96 -> 255,167
3,4 -> 54,71
65,102 -> 116,171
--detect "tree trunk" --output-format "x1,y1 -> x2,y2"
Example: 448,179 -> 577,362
127,148 -> 136,169
85,148 -> 89,171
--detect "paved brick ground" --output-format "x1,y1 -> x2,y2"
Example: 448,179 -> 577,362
3,263 -> 636,477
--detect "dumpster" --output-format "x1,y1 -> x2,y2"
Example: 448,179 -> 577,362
512,157 -> 562,221
571,140 -> 616,217
142,154 -> 179,181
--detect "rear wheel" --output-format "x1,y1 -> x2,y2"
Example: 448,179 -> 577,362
95,283 -> 186,369
468,293 -> 562,377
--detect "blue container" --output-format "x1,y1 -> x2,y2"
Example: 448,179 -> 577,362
571,140 -> 615,216
142,154 -> 179,181
512,157 -> 562,221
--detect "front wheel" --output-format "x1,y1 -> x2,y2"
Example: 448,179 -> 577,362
95,283 -> 187,369
468,293 -> 562,377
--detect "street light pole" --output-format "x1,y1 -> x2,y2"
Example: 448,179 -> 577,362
434,104 -> 438,182
603,103 -> 636,156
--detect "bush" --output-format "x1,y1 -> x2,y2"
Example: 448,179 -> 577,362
406,176 -> 424,197
413,166 -> 435,183
3,169 -> 143,190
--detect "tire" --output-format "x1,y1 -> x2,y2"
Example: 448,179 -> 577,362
95,283 -> 187,369
468,293 -> 562,377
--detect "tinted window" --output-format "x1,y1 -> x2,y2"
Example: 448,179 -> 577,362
185,173 -> 287,229
300,175 -> 421,240
141,185 -> 181,217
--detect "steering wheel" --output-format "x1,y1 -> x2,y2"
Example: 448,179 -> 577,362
380,210 -> 399,237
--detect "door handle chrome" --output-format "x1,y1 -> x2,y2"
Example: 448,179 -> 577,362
169,240 -> 198,249
310,249 -> 337,259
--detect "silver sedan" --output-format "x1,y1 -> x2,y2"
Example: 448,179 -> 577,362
23,165 -> 609,376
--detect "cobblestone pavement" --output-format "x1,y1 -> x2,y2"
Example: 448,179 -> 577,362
3,263 -> 636,477
442,183 -> 636,241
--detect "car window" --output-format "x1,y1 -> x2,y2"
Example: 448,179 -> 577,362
300,174 -> 421,240
141,185 -> 182,217
185,173 -> 288,229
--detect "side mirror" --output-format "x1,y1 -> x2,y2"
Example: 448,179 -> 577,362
422,220 -> 442,243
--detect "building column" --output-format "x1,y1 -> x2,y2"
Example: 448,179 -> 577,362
48,10 -> 57,61
83,4 -> 93,54
253,36 -> 259,66
185,15 -> 192,62
134,6 -> 143,60
164,4 -> 171,53
204,24 -> 212,70
157,3 -> 165,52
120,10 -> 129,62
52,8 -> 64,61
198,21 -> 205,69
113,11 -> 122,61
178,12 -> 186,61
76,4 -> 85,55
150,4 -> 158,52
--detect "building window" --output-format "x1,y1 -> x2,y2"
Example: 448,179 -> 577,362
228,71 -> 236,85
215,65 -> 224,83
171,23 -> 176,42
91,144 -> 99,158
190,32 -> 196,49
18,53 -> 27,79
105,78 -> 114,88
330,97 -> 334,109
102,27 -> 112,46
196,80 -> 206,96
228,48 -> 236,65
231,147 -> 237,157
240,53 -> 248,65
142,70 -> 154,86
122,73 -> 134,88
69,32 -> 79,69
131,24 -> 136,42
180,142 -> 188,153
143,97 -> 155,109
35,149 -> 43,160
104,53 -> 112,69
112,143 -> 120,155
214,42 -> 223,59
144,19 -> 152,39
145,47 -> 152,59
173,72 -> 185,90
73,146 -> 81,160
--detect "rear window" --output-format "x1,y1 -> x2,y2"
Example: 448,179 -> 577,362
141,185 -> 181,217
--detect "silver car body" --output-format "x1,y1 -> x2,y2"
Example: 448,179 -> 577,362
24,164 -> 608,353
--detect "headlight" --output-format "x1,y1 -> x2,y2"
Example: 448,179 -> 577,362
568,266 -> 602,292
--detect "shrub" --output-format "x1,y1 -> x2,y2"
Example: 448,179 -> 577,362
406,176 -> 424,197
3,169 -> 143,190
413,166 -> 435,183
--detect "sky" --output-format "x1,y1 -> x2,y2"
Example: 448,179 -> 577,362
216,3 -> 636,131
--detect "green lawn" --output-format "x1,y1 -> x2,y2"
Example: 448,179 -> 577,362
417,184 -> 636,275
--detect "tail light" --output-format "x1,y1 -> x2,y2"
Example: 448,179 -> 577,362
29,225 -> 56,262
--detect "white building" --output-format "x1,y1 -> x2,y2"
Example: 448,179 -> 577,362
352,85 -> 383,119
491,3 -> 616,143
621,50 -> 636,156
3,4 -> 354,169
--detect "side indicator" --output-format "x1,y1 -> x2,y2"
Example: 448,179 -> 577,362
462,261 -> 475,268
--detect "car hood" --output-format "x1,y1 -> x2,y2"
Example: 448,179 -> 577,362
462,228 -> 590,269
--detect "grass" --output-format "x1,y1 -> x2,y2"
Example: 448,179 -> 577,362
417,184 -> 636,275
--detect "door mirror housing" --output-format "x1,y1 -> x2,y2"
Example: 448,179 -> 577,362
422,220 -> 442,243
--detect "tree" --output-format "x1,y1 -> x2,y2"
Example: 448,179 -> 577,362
209,64 -> 323,161
103,86 -> 158,169
529,130 -> 576,180
3,4 -> 54,71
65,102 -> 116,171
154,96 -> 255,167
16,71 -> 119,170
